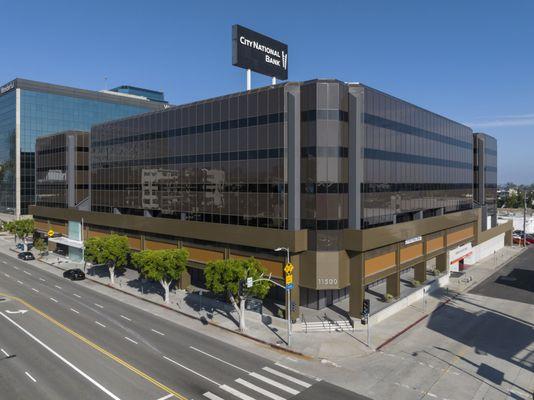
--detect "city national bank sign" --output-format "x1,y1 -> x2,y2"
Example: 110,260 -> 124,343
232,24 -> 288,80
1,80 -> 15,95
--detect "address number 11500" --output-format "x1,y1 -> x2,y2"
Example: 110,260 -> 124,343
317,278 -> 338,285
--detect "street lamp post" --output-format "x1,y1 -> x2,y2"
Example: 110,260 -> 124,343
275,247 -> 292,347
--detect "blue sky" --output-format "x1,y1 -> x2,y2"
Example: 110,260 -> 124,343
1,0 -> 532,183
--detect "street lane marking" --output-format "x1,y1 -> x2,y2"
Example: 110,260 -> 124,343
23,271 -> 31,276
31,288 -> 39,293
0,293 -> 187,400
2,261 -> 6,264
94,303 -> 104,309
163,355 -> 220,386
39,278 -> 46,282
73,294 -> 82,298
124,337 -> 138,345
236,378 -> 285,400
0,310 -> 121,400
262,366 -> 311,387
203,393 -> 224,400
156,395 -> 174,400
50,297 -> 58,303
427,393 -> 437,398
4,273 -> 9,277
95,321 -> 106,328
13,266 -> 19,270
54,285 -> 62,289
151,329 -> 165,336
70,308 -> 80,314
189,346 -> 249,373
17,280 -> 23,285
120,315 -> 131,321
220,385 -> 255,400
1,348 -> 9,357
25,371 -> 37,383
249,372 -> 299,395
274,361 -> 321,381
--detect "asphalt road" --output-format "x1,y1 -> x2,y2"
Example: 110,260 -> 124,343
0,251 -> 365,400
470,246 -> 534,304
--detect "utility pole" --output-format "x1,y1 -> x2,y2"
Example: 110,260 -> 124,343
275,247 -> 292,347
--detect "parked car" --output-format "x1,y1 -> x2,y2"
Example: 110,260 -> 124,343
63,268 -> 85,281
18,252 -> 35,261
15,243 -> 24,251
513,233 -> 534,245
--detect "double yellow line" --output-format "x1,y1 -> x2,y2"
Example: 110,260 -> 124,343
0,293 -> 188,400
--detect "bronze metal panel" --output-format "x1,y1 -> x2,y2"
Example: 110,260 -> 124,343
29,206 -> 308,252
298,251 -> 349,289
364,265 -> 397,285
447,226 -> 474,246
184,246 -> 224,264
426,236 -> 444,253
364,252 -> 396,277
34,220 -> 49,232
230,253 -> 283,278
400,242 -> 423,264
342,209 -> 478,251
144,239 -> 176,250
127,236 -> 141,250
49,222 -> 67,235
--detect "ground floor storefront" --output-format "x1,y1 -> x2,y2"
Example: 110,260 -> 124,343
29,205 -> 513,320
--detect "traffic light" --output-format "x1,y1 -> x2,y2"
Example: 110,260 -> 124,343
362,299 -> 370,316
238,280 -> 247,297
290,301 -> 297,312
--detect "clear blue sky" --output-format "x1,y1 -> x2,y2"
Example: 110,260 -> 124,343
1,0 -> 532,184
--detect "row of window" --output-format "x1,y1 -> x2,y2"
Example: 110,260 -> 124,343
37,165 -> 88,172
92,147 -> 285,169
364,148 -> 473,170
301,146 -> 349,158
361,182 -> 473,193
301,109 -> 349,122
92,112 -> 286,148
365,113 -> 472,150
91,183 -> 288,194
35,146 -> 89,155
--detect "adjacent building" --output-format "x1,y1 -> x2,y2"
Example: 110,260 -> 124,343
0,78 -> 166,217
474,133 -> 497,230
31,79 -> 512,317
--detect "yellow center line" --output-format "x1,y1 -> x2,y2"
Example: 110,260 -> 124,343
0,293 -> 188,400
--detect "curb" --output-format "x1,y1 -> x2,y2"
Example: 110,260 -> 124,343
375,247 -> 525,351
5,246 -> 308,359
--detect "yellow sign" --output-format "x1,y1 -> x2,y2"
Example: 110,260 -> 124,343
284,263 -> 294,274
48,229 -> 54,238
285,274 -> 293,285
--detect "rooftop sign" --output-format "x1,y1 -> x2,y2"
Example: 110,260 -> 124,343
0,81 -> 15,95
232,25 -> 288,81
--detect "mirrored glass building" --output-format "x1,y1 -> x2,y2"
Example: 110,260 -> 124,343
0,78 -> 166,217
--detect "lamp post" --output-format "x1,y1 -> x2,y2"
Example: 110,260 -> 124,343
275,246 -> 291,347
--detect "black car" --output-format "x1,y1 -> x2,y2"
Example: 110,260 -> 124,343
63,268 -> 85,281
18,252 -> 35,261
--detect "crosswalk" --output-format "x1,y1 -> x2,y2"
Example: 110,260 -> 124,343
202,363 -> 319,400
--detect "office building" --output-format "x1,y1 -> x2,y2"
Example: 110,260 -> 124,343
0,78 -> 166,217
474,133 -> 497,230
31,79 -> 512,317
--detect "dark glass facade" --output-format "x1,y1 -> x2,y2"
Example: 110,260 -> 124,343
362,87 -> 473,228
474,132 -> 497,230
0,79 -> 165,215
91,86 -> 287,229
35,131 -> 89,209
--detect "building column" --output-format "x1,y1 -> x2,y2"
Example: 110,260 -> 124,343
179,268 -> 191,290
386,273 -> 400,298
285,83 -> 301,231
436,252 -> 448,273
348,251 -> 364,318
348,85 -> 365,229
414,261 -> 426,283
505,229 -> 513,246
289,253 -> 300,321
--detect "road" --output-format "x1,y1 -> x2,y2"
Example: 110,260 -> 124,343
0,251 -> 363,400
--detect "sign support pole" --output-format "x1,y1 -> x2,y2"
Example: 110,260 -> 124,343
246,69 -> 251,91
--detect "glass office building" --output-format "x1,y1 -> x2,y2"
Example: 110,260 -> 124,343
474,132 -> 497,230
0,78 -> 166,216
34,79 -> 506,313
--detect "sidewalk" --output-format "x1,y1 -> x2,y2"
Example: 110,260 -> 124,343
0,234 -> 524,363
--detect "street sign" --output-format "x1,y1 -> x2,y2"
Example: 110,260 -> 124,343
285,274 -> 293,286
286,283 -> 294,290
246,277 -> 253,288
284,263 -> 294,274
48,229 -> 54,238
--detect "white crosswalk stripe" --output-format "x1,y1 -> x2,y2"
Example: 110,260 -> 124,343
249,372 -> 300,395
262,366 -> 311,388
202,363 -> 319,400
235,378 -> 285,400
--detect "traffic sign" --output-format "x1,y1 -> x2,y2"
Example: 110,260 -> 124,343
286,283 -> 294,290
246,277 -> 253,288
48,229 -> 54,238
284,263 -> 294,274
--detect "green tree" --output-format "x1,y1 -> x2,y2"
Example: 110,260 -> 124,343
33,237 -> 47,258
84,234 -> 130,285
204,257 -> 272,331
5,219 -> 34,249
132,248 -> 189,303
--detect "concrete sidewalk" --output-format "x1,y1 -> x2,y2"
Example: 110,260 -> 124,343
0,233 -> 524,362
